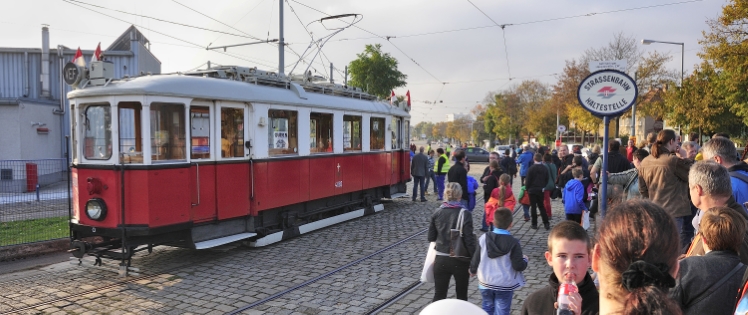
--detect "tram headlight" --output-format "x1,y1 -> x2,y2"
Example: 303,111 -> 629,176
85,198 -> 107,221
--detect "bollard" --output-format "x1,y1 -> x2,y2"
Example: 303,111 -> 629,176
36,183 -> 40,201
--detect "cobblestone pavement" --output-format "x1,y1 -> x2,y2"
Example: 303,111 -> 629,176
0,163 -> 596,314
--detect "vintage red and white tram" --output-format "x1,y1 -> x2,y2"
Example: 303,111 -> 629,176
66,63 -> 411,266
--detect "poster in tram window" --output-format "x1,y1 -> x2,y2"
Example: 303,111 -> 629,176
310,119 -> 317,148
343,121 -> 352,149
272,118 -> 289,149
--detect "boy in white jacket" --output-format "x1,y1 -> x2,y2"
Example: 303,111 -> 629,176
469,207 -> 529,315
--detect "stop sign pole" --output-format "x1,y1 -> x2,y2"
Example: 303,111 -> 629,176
576,70 -> 638,219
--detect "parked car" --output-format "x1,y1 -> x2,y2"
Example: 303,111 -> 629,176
493,145 -> 511,156
464,146 -> 491,162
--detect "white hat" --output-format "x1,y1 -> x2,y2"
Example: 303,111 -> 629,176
419,299 -> 487,315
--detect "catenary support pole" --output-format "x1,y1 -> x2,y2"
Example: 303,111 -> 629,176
278,0 -> 284,75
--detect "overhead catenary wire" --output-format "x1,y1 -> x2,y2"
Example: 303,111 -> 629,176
64,0 -> 257,39
287,0 -> 443,84
61,0 -> 277,69
465,0 -> 512,79
324,0 -> 704,42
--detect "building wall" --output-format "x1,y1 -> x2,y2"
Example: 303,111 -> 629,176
0,104 -> 21,160
18,101 -> 62,160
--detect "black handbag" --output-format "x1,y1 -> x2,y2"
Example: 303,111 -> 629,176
450,209 -> 472,261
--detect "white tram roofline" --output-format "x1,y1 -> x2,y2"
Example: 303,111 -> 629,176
67,73 -> 410,118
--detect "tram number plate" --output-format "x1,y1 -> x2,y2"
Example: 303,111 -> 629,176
335,181 -> 343,188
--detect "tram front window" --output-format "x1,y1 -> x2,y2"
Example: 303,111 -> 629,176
83,104 -> 112,160
119,102 -> 143,163
150,103 -> 186,161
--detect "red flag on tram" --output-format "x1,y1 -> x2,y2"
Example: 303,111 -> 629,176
390,90 -> 396,105
90,43 -> 102,62
72,47 -> 86,67
406,90 -> 411,108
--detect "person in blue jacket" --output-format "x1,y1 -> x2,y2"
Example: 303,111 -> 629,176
516,145 -> 535,186
562,168 -> 588,224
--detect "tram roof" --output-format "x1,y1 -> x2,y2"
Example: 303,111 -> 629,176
67,74 -> 410,117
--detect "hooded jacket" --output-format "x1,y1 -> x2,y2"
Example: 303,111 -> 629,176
469,231 -> 527,291
517,150 -> 535,177
520,272 -> 599,315
563,179 -> 587,214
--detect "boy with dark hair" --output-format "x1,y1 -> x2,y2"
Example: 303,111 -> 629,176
562,168 -> 588,224
520,221 -> 599,315
671,206 -> 747,315
470,208 -> 528,315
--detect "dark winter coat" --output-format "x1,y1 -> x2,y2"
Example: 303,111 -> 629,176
448,160 -> 469,201
525,163 -> 548,194
520,272 -> 599,315
428,203 -> 477,256
671,250 -> 746,315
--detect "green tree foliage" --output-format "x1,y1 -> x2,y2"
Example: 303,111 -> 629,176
413,121 -> 435,140
664,62 -> 743,135
633,52 -> 680,119
553,59 -> 599,135
347,44 -> 407,99
432,121 -> 448,140
700,0 -> 748,125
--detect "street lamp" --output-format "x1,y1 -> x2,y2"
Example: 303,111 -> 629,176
641,39 -> 684,84
641,39 -> 685,136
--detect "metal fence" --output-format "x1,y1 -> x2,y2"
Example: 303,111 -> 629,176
0,159 -> 70,247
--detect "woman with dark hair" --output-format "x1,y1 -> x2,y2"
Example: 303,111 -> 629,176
428,182 -> 477,302
592,199 -> 682,315
638,129 -> 694,247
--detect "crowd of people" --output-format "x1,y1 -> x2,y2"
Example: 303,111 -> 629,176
416,130 -> 748,315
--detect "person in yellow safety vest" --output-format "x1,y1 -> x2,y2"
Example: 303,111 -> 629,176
434,148 -> 450,201
445,145 -> 451,158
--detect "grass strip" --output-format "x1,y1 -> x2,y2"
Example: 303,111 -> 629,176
0,217 -> 68,246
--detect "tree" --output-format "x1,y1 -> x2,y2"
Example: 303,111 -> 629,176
413,121 -> 434,140
664,61 -> 743,136
553,59 -> 598,143
633,52 -> 680,119
432,121 -> 448,140
700,0 -> 748,125
582,32 -> 643,74
347,44 -> 407,99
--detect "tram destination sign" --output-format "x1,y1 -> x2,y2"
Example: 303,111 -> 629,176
577,69 -> 638,117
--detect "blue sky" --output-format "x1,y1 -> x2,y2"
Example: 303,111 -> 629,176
2,0 -> 726,124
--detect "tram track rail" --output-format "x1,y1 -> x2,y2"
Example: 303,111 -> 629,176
0,250 -> 232,315
225,227 -> 429,315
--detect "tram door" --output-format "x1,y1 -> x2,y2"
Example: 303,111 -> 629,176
189,103 -> 217,222
401,119 -> 411,182
391,117 -> 403,185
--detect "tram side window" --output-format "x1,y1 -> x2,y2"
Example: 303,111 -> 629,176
391,117 -> 401,149
221,108 -> 244,158
310,112 -> 333,153
370,117 -> 385,150
343,115 -> 362,152
119,102 -> 143,163
190,107 -> 210,159
83,104 -> 112,160
71,105 -> 77,161
150,103 -> 186,161
268,110 -> 298,156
